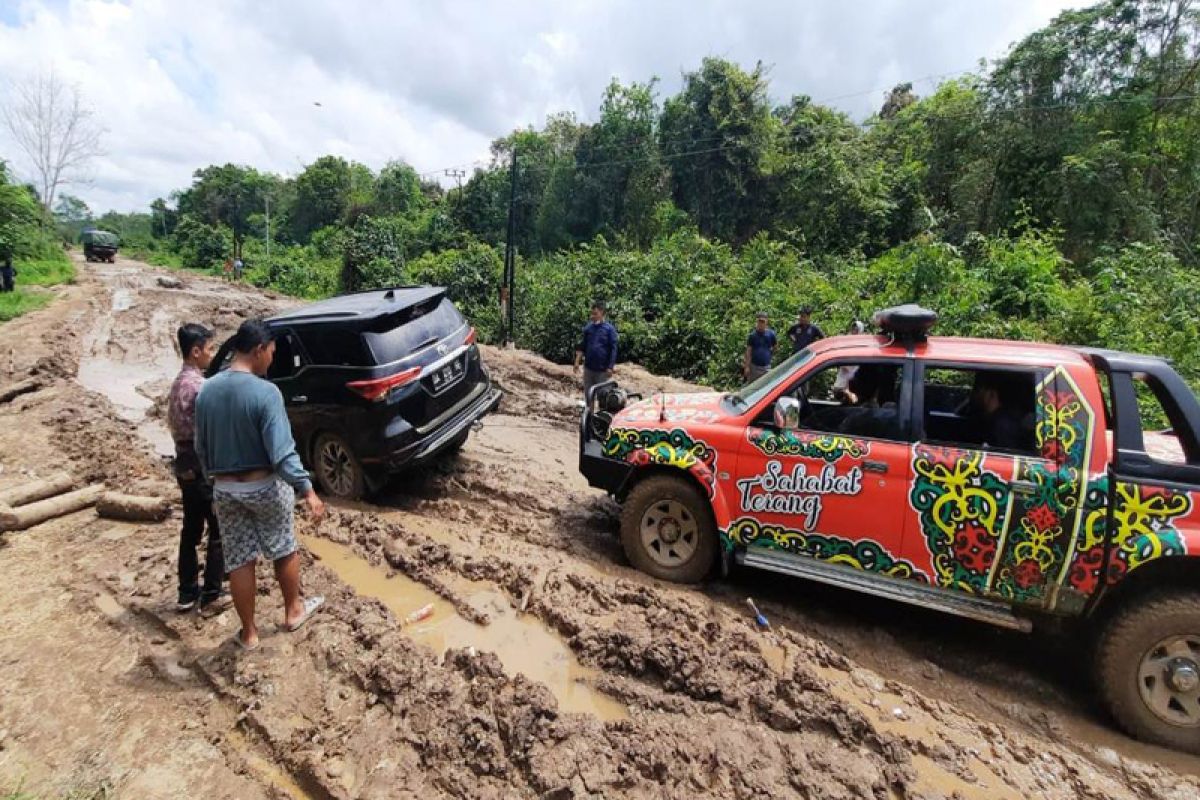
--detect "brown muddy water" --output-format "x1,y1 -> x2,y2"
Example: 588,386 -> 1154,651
302,535 -> 629,721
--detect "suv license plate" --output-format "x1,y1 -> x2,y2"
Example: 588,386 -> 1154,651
429,358 -> 465,393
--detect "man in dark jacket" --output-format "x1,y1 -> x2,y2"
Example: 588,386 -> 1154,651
574,301 -> 619,400
785,307 -> 824,354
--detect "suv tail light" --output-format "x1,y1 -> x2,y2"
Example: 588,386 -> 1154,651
346,367 -> 422,402
465,327 -> 477,346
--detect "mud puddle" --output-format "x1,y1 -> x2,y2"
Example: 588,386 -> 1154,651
303,535 -> 629,720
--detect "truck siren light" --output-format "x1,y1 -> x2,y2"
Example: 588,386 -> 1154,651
873,304 -> 938,342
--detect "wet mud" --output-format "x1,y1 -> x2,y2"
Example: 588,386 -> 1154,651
0,253 -> 1198,798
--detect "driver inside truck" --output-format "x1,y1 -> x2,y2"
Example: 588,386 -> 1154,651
837,364 -> 900,439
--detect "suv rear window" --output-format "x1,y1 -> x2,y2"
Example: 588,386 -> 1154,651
298,328 -> 371,367
363,297 -> 465,364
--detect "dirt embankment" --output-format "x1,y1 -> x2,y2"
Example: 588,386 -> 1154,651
0,253 -> 1197,799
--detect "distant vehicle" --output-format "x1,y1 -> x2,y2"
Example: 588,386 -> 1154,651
581,304 -> 1200,754
80,229 -> 119,263
210,286 -> 502,500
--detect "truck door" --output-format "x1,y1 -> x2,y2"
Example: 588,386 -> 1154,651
732,358 -> 922,580
904,363 -> 1087,605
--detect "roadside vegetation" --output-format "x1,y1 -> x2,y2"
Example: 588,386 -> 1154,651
48,0 -> 1200,387
0,162 -> 74,322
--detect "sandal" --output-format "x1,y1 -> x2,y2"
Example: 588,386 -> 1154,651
285,595 -> 325,632
232,632 -> 259,652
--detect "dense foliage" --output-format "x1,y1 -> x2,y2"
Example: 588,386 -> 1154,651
0,161 -> 74,320
104,1 -> 1200,387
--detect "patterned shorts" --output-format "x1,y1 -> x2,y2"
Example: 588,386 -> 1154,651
212,477 -> 297,573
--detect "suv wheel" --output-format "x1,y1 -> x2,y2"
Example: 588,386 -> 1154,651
313,432 -> 366,500
620,474 -> 717,584
1096,590 -> 1200,753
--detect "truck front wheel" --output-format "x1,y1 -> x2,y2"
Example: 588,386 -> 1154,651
620,474 -> 717,584
1096,591 -> 1200,753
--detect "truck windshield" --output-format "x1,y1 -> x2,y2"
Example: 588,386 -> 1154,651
727,349 -> 814,412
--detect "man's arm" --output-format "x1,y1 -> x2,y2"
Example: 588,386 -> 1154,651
574,326 -> 587,373
743,346 -> 752,376
259,385 -> 324,517
193,394 -> 208,479
605,325 -> 618,372
813,325 -> 825,341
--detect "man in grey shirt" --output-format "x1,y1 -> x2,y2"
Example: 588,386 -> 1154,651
195,319 -> 326,651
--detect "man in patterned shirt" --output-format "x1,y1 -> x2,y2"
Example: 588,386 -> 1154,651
168,323 -> 227,613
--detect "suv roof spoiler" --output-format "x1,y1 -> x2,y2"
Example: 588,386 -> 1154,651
267,286 -> 446,327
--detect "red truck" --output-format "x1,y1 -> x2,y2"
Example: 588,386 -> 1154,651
580,306 -> 1200,752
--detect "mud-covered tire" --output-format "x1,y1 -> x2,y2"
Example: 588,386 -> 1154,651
1096,591 -> 1200,753
620,474 -> 717,584
312,432 -> 366,500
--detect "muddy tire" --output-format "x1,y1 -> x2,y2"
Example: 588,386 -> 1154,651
1096,591 -> 1200,754
312,432 -> 366,500
620,474 -> 717,584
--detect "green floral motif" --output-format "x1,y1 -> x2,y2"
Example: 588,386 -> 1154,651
724,517 -> 927,581
909,445 -> 1012,593
604,427 -> 718,494
747,428 -> 870,461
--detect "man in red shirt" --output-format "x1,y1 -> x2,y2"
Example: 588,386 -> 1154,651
167,323 -> 227,613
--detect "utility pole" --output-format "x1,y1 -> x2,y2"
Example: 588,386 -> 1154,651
502,149 -> 518,347
265,192 -> 271,259
444,168 -> 466,190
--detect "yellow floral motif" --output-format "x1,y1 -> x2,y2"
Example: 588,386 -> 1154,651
644,441 -> 702,470
1035,397 -> 1082,456
1112,482 -> 1191,569
1013,518 -> 1060,569
914,450 -> 1000,539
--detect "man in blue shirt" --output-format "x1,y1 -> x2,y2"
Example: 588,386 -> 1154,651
574,301 -> 619,400
743,312 -> 777,381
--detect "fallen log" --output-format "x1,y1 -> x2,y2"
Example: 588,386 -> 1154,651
0,378 -> 41,404
0,485 -> 105,531
96,492 -> 171,522
0,472 -> 76,508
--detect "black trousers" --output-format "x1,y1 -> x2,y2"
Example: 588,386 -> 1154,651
177,476 -> 224,601
0,268 -> 13,292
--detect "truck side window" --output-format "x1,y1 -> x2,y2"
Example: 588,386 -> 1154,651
921,367 -> 1038,456
790,361 -> 903,440
1133,375 -> 1192,466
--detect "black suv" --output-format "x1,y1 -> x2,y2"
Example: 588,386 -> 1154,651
211,286 -> 501,499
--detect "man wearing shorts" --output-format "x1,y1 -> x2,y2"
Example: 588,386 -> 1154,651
195,319 -> 326,651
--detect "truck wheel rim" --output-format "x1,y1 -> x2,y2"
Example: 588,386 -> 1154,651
1138,634 -> 1200,727
318,440 -> 355,496
640,500 -> 698,567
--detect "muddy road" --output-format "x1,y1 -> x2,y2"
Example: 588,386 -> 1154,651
0,253 -> 1198,799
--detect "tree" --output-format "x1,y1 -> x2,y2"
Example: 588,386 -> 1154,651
2,69 -> 103,214
0,163 -> 40,257
176,164 -> 271,258
287,156 -> 358,242
375,161 -> 427,217
659,58 -> 778,241
53,193 -> 92,240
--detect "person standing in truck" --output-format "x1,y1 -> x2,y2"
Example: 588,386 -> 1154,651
785,307 -> 824,354
744,312 -> 777,381
574,301 -> 619,400
195,319 -> 326,651
168,323 -> 227,614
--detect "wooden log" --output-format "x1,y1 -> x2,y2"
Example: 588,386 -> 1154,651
0,485 -> 105,531
0,378 -> 41,404
0,472 -> 76,508
96,492 -> 171,522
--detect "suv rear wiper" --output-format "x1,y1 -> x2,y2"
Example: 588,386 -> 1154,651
412,336 -> 441,352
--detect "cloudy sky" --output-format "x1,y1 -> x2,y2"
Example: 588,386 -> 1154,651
0,0 -> 1078,213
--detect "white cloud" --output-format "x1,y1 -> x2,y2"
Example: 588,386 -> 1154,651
0,0 -> 1079,213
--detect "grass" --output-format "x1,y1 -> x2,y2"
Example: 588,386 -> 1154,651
124,247 -> 184,269
0,251 -> 76,323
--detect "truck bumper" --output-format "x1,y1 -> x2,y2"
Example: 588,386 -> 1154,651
578,379 -> 634,496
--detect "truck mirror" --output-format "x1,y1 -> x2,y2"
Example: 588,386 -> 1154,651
774,396 -> 801,430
